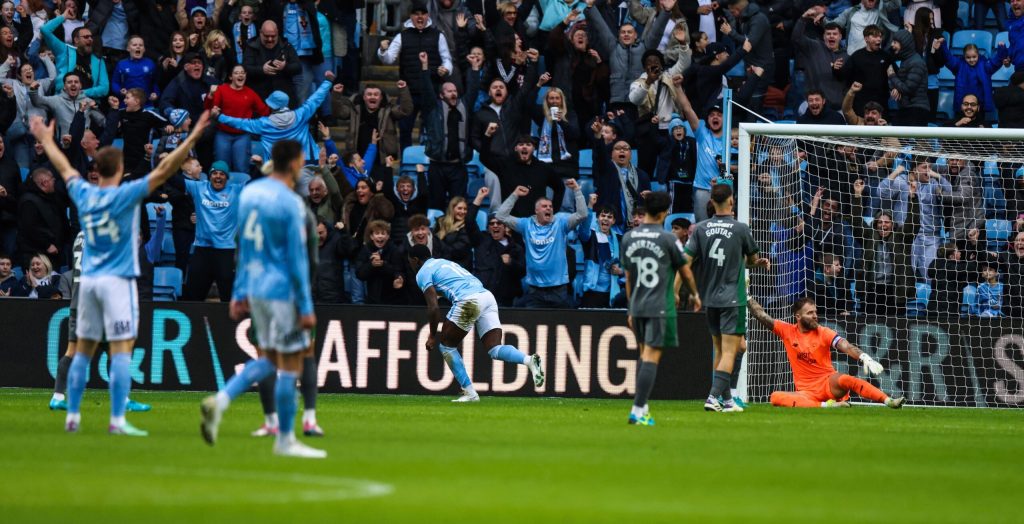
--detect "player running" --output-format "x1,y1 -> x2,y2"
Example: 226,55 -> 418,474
682,184 -> 770,413
49,231 -> 151,414
200,140 -> 325,458
748,297 -> 905,408
620,192 -> 700,426
31,110 -> 210,436
408,245 -> 545,402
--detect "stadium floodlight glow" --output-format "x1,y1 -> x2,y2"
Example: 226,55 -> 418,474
736,123 -> 1024,408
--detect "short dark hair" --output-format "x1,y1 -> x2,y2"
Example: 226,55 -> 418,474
94,146 -> 123,178
641,49 -> 664,66
863,101 -> 885,114
863,24 -> 883,37
341,150 -> 359,166
671,217 -> 692,229
362,83 -> 383,95
806,89 -> 825,100
396,175 -> 415,187
62,72 -> 81,85
822,22 -> 843,36
408,214 -> 430,230
71,26 -> 88,40
711,183 -> 733,205
791,297 -> 816,315
0,252 -> 10,262
937,242 -> 958,260
643,191 -> 671,216
594,204 -> 616,217
271,140 -> 303,170
408,244 -> 432,262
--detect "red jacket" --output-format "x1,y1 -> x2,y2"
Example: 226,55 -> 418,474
206,85 -> 270,134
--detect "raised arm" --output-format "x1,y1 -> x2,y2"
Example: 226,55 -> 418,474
147,111 -> 212,192
496,185 -> 527,231
29,116 -> 80,183
641,1 -> 673,50
583,4 -> 616,55
564,179 -> 589,228
746,298 -> 775,330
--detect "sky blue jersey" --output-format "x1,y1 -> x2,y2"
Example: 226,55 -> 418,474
68,176 -> 149,278
517,214 -> 573,287
415,258 -> 486,303
232,178 -> 314,316
186,178 -> 244,249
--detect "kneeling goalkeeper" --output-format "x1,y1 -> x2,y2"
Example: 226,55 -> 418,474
748,297 -> 905,409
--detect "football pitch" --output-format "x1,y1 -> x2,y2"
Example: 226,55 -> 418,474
1,389 -> 1021,523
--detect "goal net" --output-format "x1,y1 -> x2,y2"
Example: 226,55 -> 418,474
737,123 -> 1024,408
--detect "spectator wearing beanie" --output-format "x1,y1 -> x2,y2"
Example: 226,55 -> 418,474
466,187 -> 525,307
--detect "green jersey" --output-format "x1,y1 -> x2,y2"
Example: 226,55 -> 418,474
620,224 -> 685,318
684,215 -> 759,308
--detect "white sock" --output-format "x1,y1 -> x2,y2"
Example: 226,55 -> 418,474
215,391 -> 231,411
464,386 -> 477,397
821,401 -> 829,407
111,415 -> 126,426
303,409 -> 316,424
265,413 -> 279,428
642,403 -> 649,415
52,392 -> 65,401
730,388 -> 740,399
276,431 -> 295,445
630,405 -> 645,417
66,412 -> 81,424
522,354 -> 533,366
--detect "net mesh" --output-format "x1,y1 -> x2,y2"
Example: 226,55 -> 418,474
741,127 -> 1024,408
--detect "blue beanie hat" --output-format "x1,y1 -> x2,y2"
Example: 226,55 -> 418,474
167,108 -> 188,129
668,114 -> 686,133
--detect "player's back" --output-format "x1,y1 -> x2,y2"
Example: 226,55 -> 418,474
416,258 -> 486,303
236,178 -> 310,303
69,177 -> 150,278
620,224 -> 683,318
685,216 -> 759,308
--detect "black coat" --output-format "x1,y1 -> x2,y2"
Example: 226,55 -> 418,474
242,38 -> 302,102
262,0 -> 325,64
995,85 -> 1024,129
355,241 -> 411,305
500,158 -> 565,218
314,228 -> 355,303
136,0 -> 179,63
467,202 -> 525,306
86,0 -> 142,51
16,179 -> 68,268
0,153 -> 21,227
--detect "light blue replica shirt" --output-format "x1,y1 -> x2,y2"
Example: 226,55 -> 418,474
185,178 -> 244,249
232,178 -> 314,316
68,176 -> 150,278
284,2 -> 315,55
516,214 -> 574,288
693,122 -> 724,191
415,258 -> 486,303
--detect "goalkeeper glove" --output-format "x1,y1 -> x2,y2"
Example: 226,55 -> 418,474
859,353 -> 884,377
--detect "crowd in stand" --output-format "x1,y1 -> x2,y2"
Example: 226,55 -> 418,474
1,0 -> 1024,315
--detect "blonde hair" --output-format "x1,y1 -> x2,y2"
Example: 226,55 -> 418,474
204,30 -> 228,56
31,253 -> 53,276
542,87 -> 567,123
435,196 -> 467,239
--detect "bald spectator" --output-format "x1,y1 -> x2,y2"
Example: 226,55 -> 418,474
243,21 -> 302,104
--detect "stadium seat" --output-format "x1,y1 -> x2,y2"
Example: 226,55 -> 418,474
663,212 -> 696,231
649,181 -> 666,193
937,66 -> 956,88
229,172 -> 250,185
937,90 -> 955,120
19,167 -> 28,181
427,208 -> 444,228
578,149 -> 593,177
402,145 -> 429,168
996,31 -> 1010,50
774,120 -> 796,124
146,202 -> 172,230
907,282 -> 932,317
992,65 -> 1014,88
467,150 -> 485,178
153,267 -> 183,300
986,219 -> 1013,241
112,138 -> 124,149
160,233 -> 176,265
951,30 -> 993,56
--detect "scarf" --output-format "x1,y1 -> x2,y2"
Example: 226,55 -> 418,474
442,101 -> 466,160
617,164 -> 640,226
537,118 -> 571,163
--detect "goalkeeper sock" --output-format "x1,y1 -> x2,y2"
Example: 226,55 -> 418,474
487,345 -> 530,365
257,370 -> 277,415
770,391 -> 821,408
55,354 -> 73,395
710,370 -> 732,400
300,356 -> 318,410
633,361 -> 658,410
439,344 -> 473,390
837,374 -> 888,403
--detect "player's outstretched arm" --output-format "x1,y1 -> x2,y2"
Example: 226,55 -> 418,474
29,116 -> 80,183
148,111 -> 212,193
836,338 -> 885,376
747,298 -> 775,330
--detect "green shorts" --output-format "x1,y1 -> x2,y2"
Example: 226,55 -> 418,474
705,306 -> 747,336
632,316 -> 678,349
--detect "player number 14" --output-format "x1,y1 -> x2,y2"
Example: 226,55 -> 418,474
243,210 -> 264,252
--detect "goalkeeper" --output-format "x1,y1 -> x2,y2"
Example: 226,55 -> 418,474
748,297 -> 905,409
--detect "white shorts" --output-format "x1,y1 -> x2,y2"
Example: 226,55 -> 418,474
250,299 -> 310,353
76,275 -> 139,342
447,291 -> 501,335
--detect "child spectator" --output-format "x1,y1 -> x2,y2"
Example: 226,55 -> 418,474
112,36 -> 160,104
934,40 -> 1009,119
978,261 -> 1004,317
156,107 -> 193,160
355,219 -> 411,305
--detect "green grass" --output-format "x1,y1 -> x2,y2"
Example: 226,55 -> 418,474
1,389 -> 1021,523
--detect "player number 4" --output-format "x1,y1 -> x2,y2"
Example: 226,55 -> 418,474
710,238 -> 727,267
243,210 -> 264,252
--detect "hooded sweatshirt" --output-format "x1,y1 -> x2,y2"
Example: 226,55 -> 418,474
216,80 -> 333,162
889,30 -> 930,111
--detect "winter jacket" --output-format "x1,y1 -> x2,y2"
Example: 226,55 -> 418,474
938,162 -> 985,240
384,170 -> 427,242
592,137 -> 651,228
313,227 -> 355,303
935,43 -> 1008,114
499,158 -> 565,218
1009,9 -> 1024,69
242,37 -> 302,101
470,62 -> 539,164
307,166 -> 344,224
435,224 -> 473,271
791,16 -> 848,107
16,178 -> 68,267
995,83 -> 1024,128
159,70 -> 214,121
355,241 -> 411,305
85,0 -> 142,51
217,80 -> 333,163
724,3 -> 774,68
334,84 -> 414,168
466,201 -> 525,306
377,18 -> 453,94
420,67 -> 478,164
584,5 -> 670,103
828,0 -> 899,54
546,20 -> 609,123
28,89 -> 104,137
889,31 -> 930,111
687,48 -> 748,116
41,16 -> 110,98
0,56 -> 55,127
0,153 -> 21,227
848,192 -> 919,303
577,212 -> 622,305
341,192 -> 395,244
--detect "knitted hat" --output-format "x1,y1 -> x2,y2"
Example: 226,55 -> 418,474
265,91 -> 290,110
190,6 -> 208,17
668,114 -> 686,133
210,161 -> 230,175
167,108 -> 188,128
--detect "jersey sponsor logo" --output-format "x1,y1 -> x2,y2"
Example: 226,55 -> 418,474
795,349 -> 819,367
202,198 -> 231,209
530,236 -> 556,246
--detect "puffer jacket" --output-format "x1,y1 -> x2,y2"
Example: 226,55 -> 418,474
584,5 -> 670,104
333,84 -> 413,168
889,30 -> 930,111
724,2 -> 774,69
217,80 -> 333,162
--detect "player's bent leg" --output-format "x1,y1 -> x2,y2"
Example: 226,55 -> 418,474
107,340 -> 147,436
272,352 -> 326,459
480,328 -> 544,388
439,320 -> 477,402
833,374 -> 905,409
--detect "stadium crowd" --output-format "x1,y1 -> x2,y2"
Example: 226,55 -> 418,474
0,0 -> 1023,314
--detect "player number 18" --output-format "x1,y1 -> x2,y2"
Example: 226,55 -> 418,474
630,256 -> 659,288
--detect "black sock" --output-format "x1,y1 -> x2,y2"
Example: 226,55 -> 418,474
710,370 -> 732,399
257,372 -> 276,415
54,355 -> 72,395
300,356 -> 317,410
633,361 -> 658,409
730,353 -> 744,389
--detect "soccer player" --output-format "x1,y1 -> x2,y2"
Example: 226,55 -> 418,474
408,245 -> 545,402
30,110 -> 210,436
682,183 -> 770,413
748,297 -> 906,409
200,140 -> 325,459
620,191 -> 701,425
48,231 -> 152,414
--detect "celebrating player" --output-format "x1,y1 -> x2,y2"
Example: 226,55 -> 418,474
31,110 -> 210,436
748,297 -> 906,409
682,184 -> 770,413
200,140 -> 325,458
620,191 -> 700,426
408,245 -> 545,402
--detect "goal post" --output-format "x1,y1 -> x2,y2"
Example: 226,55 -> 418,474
735,122 -> 1024,408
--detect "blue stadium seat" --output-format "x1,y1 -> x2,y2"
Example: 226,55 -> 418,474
649,181 -> 666,193
402,145 -> 429,167
962,284 -> 979,316
996,31 -> 1010,49
112,138 -> 124,149
153,267 -> 183,300
992,65 -> 1014,88
986,219 -> 1013,241
160,233 -> 176,265
951,30 -> 994,56
19,167 -> 28,181
146,202 -> 172,230
936,90 -> 955,120
663,212 -> 696,231
578,149 -> 593,177
229,172 -> 250,185
907,282 -> 932,317
427,208 -> 444,228
937,66 -> 956,88
727,60 -> 746,78
467,150 -> 484,178
774,120 -> 796,124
